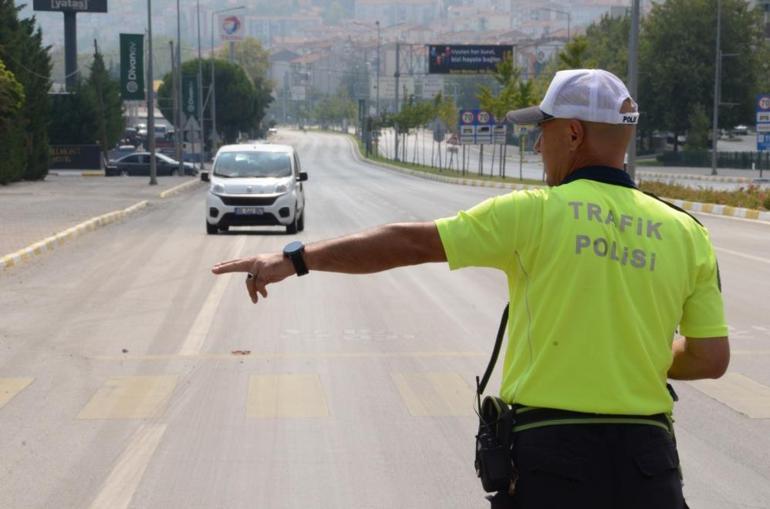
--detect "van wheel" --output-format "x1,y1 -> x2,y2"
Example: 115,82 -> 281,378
297,210 -> 305,232
285,212 -> 298,234
206,222 -> 218,235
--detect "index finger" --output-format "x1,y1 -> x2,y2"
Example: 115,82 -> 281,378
212,258 -> 253,274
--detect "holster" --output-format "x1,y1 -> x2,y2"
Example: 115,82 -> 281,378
475,396 -> 516,493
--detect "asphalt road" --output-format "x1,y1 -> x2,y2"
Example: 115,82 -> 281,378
1,131 -> 769,509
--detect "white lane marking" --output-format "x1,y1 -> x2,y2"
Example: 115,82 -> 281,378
692,210 -> 770,226
713,246 -> 770,265
89,424 -> 167,509
689,372 -> 770,418
178,236 -> 246,356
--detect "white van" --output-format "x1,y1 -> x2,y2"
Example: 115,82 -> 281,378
206,143 -> 308,234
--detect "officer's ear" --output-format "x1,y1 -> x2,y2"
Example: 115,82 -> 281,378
568,119 -> 585,151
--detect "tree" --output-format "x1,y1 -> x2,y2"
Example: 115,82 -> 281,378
639,0 -> 765,151
0,58 -> 25,185
157,59 -> 272,144
215,37 -> 271,88
84,46 -> 124,156
687,103 -> 711,150
558,36 -> 591,69
0,0 -> 51,182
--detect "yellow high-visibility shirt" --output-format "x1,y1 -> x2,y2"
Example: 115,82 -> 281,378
435,167 -> 727,415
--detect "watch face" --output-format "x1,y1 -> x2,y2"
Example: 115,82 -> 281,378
284,240 -> 304,255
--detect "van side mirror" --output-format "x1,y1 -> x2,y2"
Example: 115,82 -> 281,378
298,172 -> 308,181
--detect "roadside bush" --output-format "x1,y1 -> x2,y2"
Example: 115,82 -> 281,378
640,180 -> 769,211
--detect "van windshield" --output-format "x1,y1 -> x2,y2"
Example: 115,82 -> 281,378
213,151 -> 292,178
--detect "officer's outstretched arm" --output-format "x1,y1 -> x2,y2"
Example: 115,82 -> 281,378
668,336 -> 730,380
211,222 -> 446,304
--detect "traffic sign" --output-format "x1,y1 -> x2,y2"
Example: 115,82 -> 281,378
758,133 -> 770,152
457,109 -> 498,144
757,94 -> 770,151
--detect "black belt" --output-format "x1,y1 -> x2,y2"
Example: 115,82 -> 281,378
512,405 -> 673,434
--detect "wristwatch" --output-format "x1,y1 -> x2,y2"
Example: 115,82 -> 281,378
283,241 -> 309,276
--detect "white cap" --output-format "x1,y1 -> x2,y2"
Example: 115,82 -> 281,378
506,69 -> 639,126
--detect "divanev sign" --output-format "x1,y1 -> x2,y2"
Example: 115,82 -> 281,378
33,0 -> 107,12
120,34 -> 145,101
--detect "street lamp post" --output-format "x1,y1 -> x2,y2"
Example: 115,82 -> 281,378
376,20 -> 381,115
537,7 -> 571,39
196,0 -> 205,172
147,0 -> 157,185
711,0 -> 722,176
175,0 -> 183,175
627,0 -> 640,180
211,6 -> 245,150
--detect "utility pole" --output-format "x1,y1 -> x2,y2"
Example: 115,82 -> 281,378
170,40 -> 180,169
212,6 -> 245,152
147,0 -> 157,185
196,0 -> 206,172
376,20 -> 381,115
175,0 -> 183,174
711,0 -> 722,176
394,41 -> 400,161
626,0 -> 640,180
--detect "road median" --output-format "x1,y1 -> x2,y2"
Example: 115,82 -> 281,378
1,200 -> 149,271
347,135 -> 770,223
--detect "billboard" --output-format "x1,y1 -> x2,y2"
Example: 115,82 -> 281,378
219,14 -> 244,41
757,94 -> 770,151
49,145 -> 102,170
428,45 -> 513,75
119,34 -> 144,101
33,0 -> 107,12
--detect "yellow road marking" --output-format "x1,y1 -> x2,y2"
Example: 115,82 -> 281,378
92,351 -> 487,362
689,372 -> 770,419
247,374 -> 329,418
391,372 -> 475,416
0,378 -> 34,409
78,376 -> 178,419
178,236 -> 246,356
89,424 -> 167,509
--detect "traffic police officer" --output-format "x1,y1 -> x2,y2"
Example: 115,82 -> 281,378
212,69 -> 730,509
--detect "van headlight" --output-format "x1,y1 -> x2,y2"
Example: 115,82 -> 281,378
211,184 -> 225,195
275,184 -> 288,193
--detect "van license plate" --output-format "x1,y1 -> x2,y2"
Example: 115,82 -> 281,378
235,207 -> 264,215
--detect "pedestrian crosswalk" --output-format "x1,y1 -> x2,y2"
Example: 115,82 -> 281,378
2,371 -> 770,420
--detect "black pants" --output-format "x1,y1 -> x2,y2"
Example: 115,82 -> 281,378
488,423 -> 685,509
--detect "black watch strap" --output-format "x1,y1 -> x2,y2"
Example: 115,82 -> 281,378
284,241 -> 309,276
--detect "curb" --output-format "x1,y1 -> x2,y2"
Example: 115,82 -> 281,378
638,171 -> 752,184
665,199 -> 770,222
48,170 -> 104,177
1,200 -> 149,272
159,178 -> 203,198
347,136 -> 770,223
